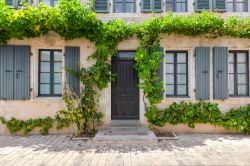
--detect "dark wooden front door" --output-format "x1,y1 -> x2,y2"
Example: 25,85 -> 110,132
111,53 -> 139,120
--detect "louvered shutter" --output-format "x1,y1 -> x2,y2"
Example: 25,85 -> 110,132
213,0 -> 227,11
5,0 -> 14,6
141,0 -> 151,12
0,45 -> 14,100
153,0 -> 162,12
14,46 -> 30,100
195,0 -> 212,11
156,47 -> 164,100
195,47 -> 210,100
65,46 -> 80,96
95,0 -> 110,13
213,47 -> 228,100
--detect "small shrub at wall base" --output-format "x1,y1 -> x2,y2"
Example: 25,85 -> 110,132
145,101 -> 250,134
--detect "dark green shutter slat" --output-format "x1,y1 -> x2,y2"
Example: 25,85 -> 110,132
95,0 -> 109,13
0,45 -> 14,100
142,0 -> 151,12
214,0 -> 226,11
65,46 -> 80,96
153,0 -> 162,12
195,47 -> 210,100
195,0 -> 211,11
14,46 -> 30,100
213,47 -> 228,99
157,47 -> 164,100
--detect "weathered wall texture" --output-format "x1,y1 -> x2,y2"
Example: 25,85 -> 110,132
0,32 -> 250,135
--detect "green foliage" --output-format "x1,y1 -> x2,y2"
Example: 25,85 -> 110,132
0,116 -> 53,135
145,101 -> 249,134
55,67 -> 104,136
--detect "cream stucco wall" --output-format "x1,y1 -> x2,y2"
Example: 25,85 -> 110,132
0,31 -> 250,135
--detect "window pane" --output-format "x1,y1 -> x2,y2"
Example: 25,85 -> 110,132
166,53 -> 174,63
54,62 -> 62,72
237,74 -> 247,84
40,62 -> 50,72
166,74 -> 174,84
165,2 -> 173,11
114,3 -> 123,13
177,64 -> 186,73
166,85 -> 174,95
177,74 -> 186,84
41,0 -> 50,6
229,63 -> 234,73
237,64 -> 246,73
54,73 -> 62,83
54,51 -> 62,61
40,73 -> 50,83
176,2 -> 186,12
228,53 -> 234,63
237,53 -> 247,63
40,84 -> 50,95
237,85 -> 247,95
125,3 -> 135,13
229,74 -> 234,95
166,64 -> 174,73
53,84 -> 62,95
54,0 -> 58,6
177,53 -> 186,63
40,51 -> 50,61
177,85 -> 187,95
236,3 -> 245,12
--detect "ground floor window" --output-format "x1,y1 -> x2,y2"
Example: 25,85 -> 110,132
165,51 -> 188,97
227,0 -> 248,12
39,50 -> 62,96
228,51 -> 249,96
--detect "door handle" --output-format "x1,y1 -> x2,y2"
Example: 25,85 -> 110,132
202,70 -> 208,73
216,70 -> 223,78
5,70 -> 12,72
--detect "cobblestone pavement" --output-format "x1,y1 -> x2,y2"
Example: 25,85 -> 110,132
0,134 -> 249,166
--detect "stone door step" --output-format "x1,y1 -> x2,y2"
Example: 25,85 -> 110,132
110,120 -> 141,127
94,126 -> 158,144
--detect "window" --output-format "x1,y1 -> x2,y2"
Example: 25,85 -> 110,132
228,51 -> 249,96
39,50 -> 62,96
114,0 -> 136,13
6,0 -> 32,7
165,51 -> 188,97
165,0 -> 187,12
40,0 -> 58,6
227,0 -> 248,12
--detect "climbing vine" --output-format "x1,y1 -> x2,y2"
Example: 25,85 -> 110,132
1,0 -> 250,135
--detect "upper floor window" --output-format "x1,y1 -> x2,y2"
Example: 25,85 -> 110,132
165,0 -> 187,12
165,51 -> 188,97
227,0 -> 248,12
228,51 -> 249,96
40,0 -> 58,7
114,0 -> 136,13
39,50 -> 62,96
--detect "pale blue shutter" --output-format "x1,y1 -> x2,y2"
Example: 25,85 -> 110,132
213,47 -> 228,99
195,47 -> 210,100
0,45 -> 14,100
153,0 -> 162,12
195,0 -> 211,11
214,0 -> 227,11
14,46 -> 30,100
157,47 -> 164,100
95,0 -> 110,12
6,0 -> 14,6
65,46 -> 80,96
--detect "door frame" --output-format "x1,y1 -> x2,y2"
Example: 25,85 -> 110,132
111,51 -> 140,120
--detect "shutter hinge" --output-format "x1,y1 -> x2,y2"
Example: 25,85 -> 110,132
194,89 -> 196,92
63,53 -> 65,57
30,52 -> 33,56
29,88 -> 33,91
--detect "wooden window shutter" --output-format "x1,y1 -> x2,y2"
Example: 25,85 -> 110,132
195,0 -> 212,11
95,0 -> 110,13
156,47 -> 164,100
213,47 -> 228,100
153,0 -> 163,12
141,0 -> 151,12
213,0 -> 227,11
13,46 -> 30,100
65,46 -> 80,96
195,47 -> 210,100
